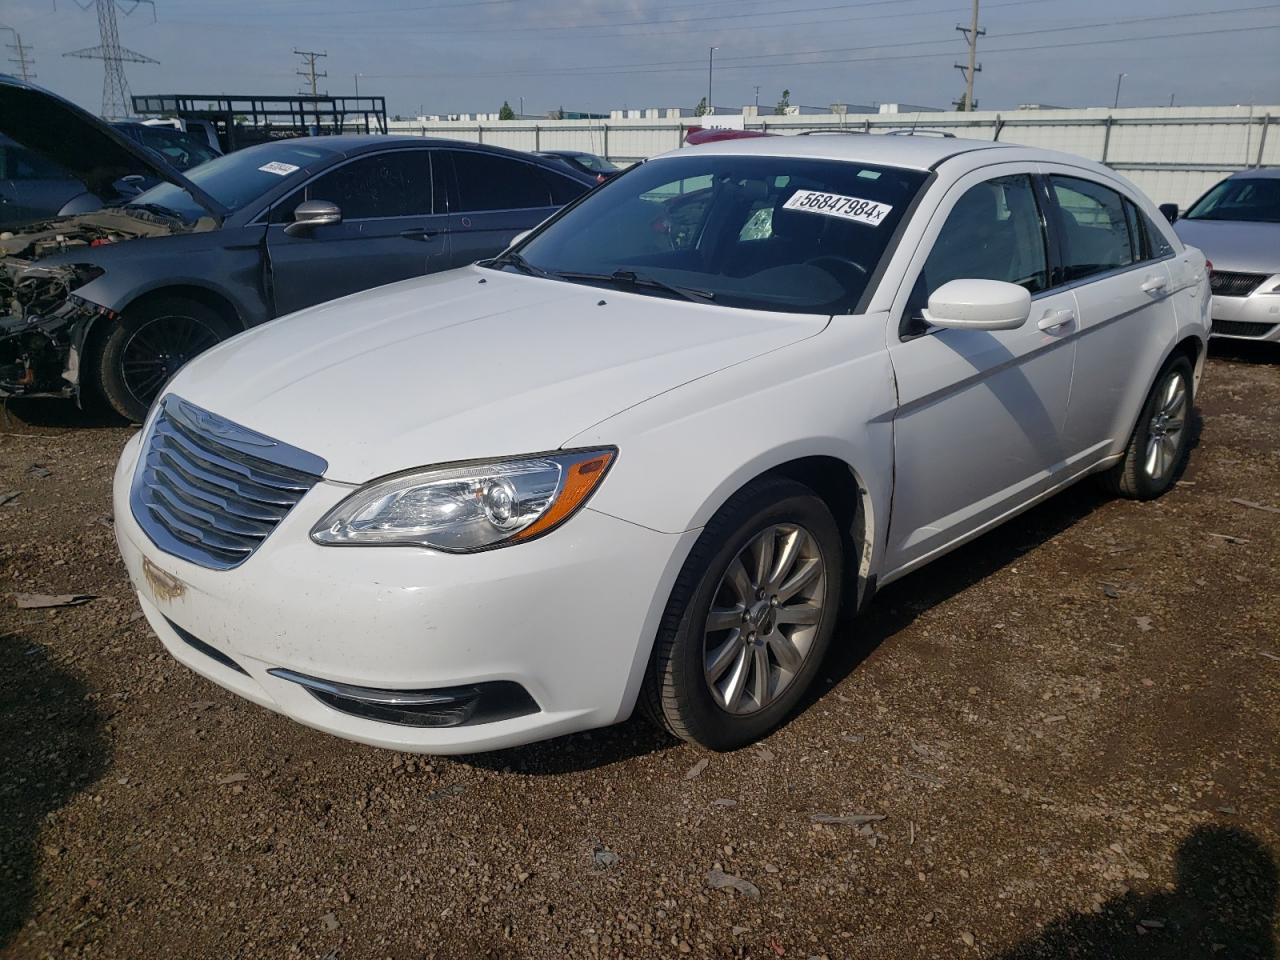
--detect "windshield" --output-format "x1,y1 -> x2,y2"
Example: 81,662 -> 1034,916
133,125 -> 221,171
129,141 -> 336,221
1185,177 -> 1280,223
508,154 -> 926,314
576,153 -> 618,173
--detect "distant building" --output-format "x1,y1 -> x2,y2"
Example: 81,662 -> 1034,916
877,103 -> 944,114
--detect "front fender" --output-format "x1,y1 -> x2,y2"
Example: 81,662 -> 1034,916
565,313 -> 896,571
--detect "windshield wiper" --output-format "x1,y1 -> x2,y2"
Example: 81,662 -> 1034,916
124,202 -> 185,222
482,251 -> 555,279
557,269 -> 716,303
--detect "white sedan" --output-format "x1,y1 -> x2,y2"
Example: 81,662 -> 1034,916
113,135 -> 1210,753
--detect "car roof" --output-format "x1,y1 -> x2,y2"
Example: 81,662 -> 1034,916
664,133 -> 1022,171
1228,167 -> 1280,180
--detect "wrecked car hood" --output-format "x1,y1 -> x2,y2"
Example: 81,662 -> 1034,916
164,267 -> 829,482
0,75 -> 225,221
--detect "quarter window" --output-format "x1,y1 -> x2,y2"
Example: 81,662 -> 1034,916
914,174 -> 1050,306
1049,175 -> 1136,281
450,152 -> 554,212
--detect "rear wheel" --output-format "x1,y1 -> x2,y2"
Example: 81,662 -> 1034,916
640,477 -> 844,750
93,297 -> 234,422
1101,355 -> 1193,500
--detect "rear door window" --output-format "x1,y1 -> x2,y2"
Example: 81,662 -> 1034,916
449,152 -> 554,212
1049,175 -> 1137,281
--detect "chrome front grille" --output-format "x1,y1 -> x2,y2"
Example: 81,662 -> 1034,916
130,395 -> 327,570
1209,270 -> 1267,298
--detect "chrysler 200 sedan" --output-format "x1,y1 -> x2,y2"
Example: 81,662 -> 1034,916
113,135 -> 1210,753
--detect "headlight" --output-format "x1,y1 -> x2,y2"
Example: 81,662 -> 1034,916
311,448 -> 616,551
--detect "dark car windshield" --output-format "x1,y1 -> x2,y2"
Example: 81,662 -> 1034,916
128,141 -> 336,221
1185,177 -> 1280,223
130,125 -> 221,171
506,154 -> 926,314
574,153 -> 618,173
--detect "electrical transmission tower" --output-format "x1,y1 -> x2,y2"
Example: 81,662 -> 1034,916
953,0 -> 984,111
63,0 -> 158,119
294,48 -> 328,96
1,27 -> 36,81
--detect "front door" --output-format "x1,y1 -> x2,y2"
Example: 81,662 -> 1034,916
265,149 -> 450,316
884,167 -> 1078,577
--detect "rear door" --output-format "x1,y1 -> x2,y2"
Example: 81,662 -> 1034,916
442,150 -> 587,267
1040,169 -> 1181,464
884,166 -> 1079,576
265,148 -> 450,315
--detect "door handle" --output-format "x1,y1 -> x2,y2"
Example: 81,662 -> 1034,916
399,228 -> 437,242
1140,275 -> 1168,294
1037,307 -> 1075,332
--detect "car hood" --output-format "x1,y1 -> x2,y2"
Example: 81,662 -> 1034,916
165,267 -> 829,482
1173,219 -> 1280,275
0,76 -> 225,220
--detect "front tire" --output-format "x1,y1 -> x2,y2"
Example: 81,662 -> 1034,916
1101,355 -> 1193,500
93,297 -> 234,422
640,477 -> 844,750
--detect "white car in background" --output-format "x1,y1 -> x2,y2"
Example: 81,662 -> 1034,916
113,135 -> 1210,754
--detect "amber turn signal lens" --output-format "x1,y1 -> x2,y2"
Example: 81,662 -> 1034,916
513,450 -> 615,542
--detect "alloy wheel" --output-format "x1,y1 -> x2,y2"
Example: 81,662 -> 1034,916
1144,369 -> 1188,481
120,314 -> 224,409
703,523 -> 827,715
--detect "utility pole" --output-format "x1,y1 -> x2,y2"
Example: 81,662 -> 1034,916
754,84 -> 760,109
1,27 -> 36,81
1113,72 -> 1127,110
294,48 -> 327,96
353,72 -> 361,98
707,46 -> 718,116
953,0 -> 983,111
63,0 -> 158,119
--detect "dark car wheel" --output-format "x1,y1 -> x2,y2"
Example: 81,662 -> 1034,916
640,476 -> 844,750
1101,355 -> 1194,500
94,297 -> 234,422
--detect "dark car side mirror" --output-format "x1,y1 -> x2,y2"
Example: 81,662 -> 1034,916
1158,203 -> 1179,224
284,199 -> 342,237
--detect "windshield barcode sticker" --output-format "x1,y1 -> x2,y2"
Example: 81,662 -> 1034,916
258,161 -> 300,176
783,190 -> 891,226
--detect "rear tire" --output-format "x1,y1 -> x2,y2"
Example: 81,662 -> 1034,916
640,476 -> 844,750
93,297 -> 234,422
1101,355 -> 1193,500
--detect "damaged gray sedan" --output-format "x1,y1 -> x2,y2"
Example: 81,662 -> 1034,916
1,76 -> 594,420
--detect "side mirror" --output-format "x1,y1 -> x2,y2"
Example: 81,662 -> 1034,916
508,229 -> 532,249
921,279 -> 1032,331
284,199 -> 342,237
1158,203 -> 1179,224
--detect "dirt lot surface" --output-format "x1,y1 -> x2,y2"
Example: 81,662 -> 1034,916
2,344 -> 1278,960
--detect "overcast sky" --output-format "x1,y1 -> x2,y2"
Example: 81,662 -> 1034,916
5,0 -> 1279,118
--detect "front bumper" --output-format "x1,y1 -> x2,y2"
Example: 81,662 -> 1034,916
0,297 -> 101,398
1209,284 -> 1280,342
113,433 -> 695,753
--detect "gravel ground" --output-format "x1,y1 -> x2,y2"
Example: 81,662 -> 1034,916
2,344 -> 1277,960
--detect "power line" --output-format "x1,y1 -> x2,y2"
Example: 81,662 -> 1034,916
294,47 -> 328,95
0,26 -> 36,81
358,9 -> 1280,80
63,0 -> 158,119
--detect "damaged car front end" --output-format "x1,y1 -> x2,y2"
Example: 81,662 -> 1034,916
1,211 -> 187,399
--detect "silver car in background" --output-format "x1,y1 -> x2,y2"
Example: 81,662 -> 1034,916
1171,169 -> 1280,345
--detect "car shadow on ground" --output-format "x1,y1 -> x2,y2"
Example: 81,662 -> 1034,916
997,824 -> 1278,959
1,396 -> 130,431
1208,338 -> 1278,365
0,635 -> 109,947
